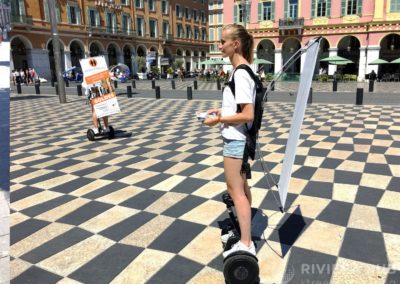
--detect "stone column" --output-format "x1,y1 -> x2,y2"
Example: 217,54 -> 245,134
358,46 -> 367,82
365,45 -> 380,75
274,48 -> 282,74
64,50 -> 72,70
328,48 -> 338,75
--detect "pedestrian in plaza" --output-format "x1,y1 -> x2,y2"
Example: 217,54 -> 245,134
203,24 -> 256,258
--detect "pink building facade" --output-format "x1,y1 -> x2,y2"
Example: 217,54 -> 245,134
221,0 -> 400,81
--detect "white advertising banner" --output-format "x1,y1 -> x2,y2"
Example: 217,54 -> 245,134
80,56 -> 121,118
277,38 -> 321,210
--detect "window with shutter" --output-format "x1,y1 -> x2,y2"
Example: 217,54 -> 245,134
391,0 -> 400,11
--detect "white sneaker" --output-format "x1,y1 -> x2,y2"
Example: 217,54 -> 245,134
102,126 -> 109,133
221,230 -> 235,244
92,127 -> 99,134
223,241 -> 256,259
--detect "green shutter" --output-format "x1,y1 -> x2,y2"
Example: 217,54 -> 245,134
56,7 -> 61,23
271,1 -> 275,20
327,0 -> 331,16
258,2 -> 262,22
44,0 -> 49,21
246,3 -> 250,22
234,4 -> 238,23
341,0 -> 346,16
96,10 -> 100,26
66,3 -> 70,23
284,0 -> 288,18
76,6 -> 81,25
357,0 -> 362,15
311,0 -> 316,18
19,0 -> 26,15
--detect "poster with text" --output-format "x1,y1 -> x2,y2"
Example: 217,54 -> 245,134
80,56 -> 121,118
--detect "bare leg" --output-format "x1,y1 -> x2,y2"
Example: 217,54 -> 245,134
224,156 -> 252,246
102,116 -> 108,128
92,109 -> 98,129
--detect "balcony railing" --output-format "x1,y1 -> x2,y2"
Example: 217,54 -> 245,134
278,17 -> 304,29
162,34 -> 173,43
11,14 -> 32,25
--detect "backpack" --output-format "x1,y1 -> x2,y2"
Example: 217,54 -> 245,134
228,64 -> 265,161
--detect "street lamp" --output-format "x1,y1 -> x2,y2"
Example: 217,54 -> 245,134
48,0 -> 66,103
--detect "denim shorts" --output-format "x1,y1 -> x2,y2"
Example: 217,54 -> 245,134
223,138 -> 245,159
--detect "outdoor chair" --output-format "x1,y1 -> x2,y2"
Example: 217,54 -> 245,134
393,73 -> 400,82
382,73 -> 392,82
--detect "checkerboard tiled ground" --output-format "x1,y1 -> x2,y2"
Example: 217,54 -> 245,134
9,93 -> 400,283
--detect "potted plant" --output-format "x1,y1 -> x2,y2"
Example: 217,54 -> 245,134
166,67 -> 174,79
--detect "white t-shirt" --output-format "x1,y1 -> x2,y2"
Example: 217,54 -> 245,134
221,66 -> 256,141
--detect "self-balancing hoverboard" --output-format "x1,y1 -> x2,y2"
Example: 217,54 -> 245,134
86,119 -> 114,141
221,193 -> 259,284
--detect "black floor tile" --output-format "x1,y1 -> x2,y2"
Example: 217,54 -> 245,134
56,201 -> 114,225
119,189 -> 165,210
339,228 -> 388,266
50,177 -> 95,194
284,247 -> 337,284
10,186 -> 43,202
355,186 -> 385,206
301,181 -> 333,199
147,255 -> 204,284
11,219 -> 50,245
170,177 -> 209,194
149,219 -> 206,253
11,265 -> 62,284
69,244 -> 144,284
162,195 -> 207,218
20,227 -> 92,264
316,200 -> 353,227
334,170 -> 362,185
377,208 -> 400,234
21,195 -> 76,217
99,211 -> 157,241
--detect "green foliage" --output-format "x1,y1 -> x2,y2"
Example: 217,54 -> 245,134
135,56 -> 146,72
172,59 -> 184,70
151,66 -> 160,75
166,67 -> 174,74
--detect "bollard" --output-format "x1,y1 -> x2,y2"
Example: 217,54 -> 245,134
127,85 -> 132,98
152,79 -> 156,89
369,80 -> 374,93
271,81 -> 275,91
194,80 -> 198,90
356,88 -> 363,105
217,79 -> 221,90
333,80 -> 337,92
17,83 -> 22,94
35,83 -> 40,94
65,80 -> 69,87
155,86 -> 161,99
114,80 -> 118,89
187,86 -> 193,100
51,80 -> 55,87
171,80 -> 175,89
307,88 -> 313,104
132,80 -> 136,89
77,84 -> 82,96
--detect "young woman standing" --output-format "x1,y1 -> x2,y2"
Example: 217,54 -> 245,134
203,24 -> 256,258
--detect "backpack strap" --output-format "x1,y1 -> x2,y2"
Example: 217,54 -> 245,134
228,64 -> 258,113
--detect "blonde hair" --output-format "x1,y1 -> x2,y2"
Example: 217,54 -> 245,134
223,24 -> 254,63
